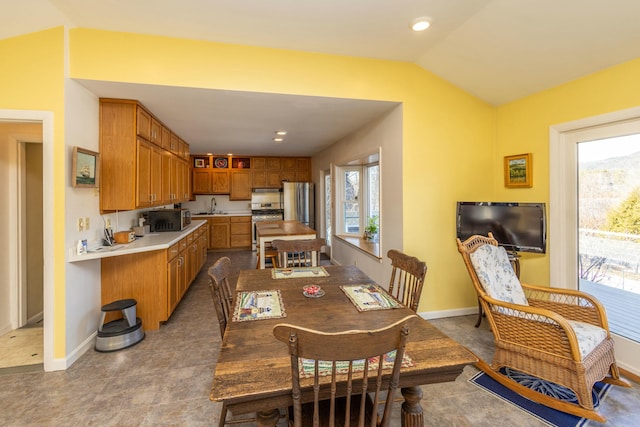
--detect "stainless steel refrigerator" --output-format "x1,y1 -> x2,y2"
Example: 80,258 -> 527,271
282,182 -> 315,229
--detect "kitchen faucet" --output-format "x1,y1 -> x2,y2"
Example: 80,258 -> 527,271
210,197 -> 217,214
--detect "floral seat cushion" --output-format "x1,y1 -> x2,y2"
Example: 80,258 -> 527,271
470,244 -> 607,359
469,244 -> 528,306
566,320 -> 608,359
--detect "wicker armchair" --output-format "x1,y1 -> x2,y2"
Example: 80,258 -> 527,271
456,233 -> 630,422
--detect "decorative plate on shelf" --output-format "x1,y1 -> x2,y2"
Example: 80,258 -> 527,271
214,157 -> 228,168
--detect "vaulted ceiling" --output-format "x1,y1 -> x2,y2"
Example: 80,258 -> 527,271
4,0 -> 640,155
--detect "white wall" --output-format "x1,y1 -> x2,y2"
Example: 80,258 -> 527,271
312,105 -> 403,286
64,79 -> 103,359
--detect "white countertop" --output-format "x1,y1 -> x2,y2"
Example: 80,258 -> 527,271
68,220 -> 207,263
190,211 -> 252,217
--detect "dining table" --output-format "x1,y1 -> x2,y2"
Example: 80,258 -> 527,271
209,264 -> 477,427
255,220 -> 317,268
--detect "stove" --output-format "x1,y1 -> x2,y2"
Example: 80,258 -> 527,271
251,190 -> 284,250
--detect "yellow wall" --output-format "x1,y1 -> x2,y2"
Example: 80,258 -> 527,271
0,28 -> 67,357
496,58 -> 640,285
70,28 -> 495,311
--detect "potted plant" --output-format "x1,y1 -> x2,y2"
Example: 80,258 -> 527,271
364,215 -> 379,242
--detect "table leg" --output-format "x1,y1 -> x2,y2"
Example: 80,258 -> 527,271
256,409 -> 280,427
401,386 -> 424,427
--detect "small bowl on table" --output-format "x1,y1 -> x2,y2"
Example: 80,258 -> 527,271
302,285 -> 324,298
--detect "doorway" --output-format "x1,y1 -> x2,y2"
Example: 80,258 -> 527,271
0,126 -> 44,370
577,133 -> 640,343
0,111 -> 53,371
550,108 -> 640,376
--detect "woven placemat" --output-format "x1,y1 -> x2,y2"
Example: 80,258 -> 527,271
272,266 -> 329,279
340,284 -> 402,311
232,290 -> 286,322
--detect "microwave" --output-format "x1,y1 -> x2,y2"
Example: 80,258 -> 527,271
145,209 -> 191,232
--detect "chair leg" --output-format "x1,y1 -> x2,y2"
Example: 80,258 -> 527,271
219,404 -> 227,427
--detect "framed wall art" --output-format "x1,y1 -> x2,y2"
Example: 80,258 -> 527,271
72,146 -> 100,188
504,153 -> 532,188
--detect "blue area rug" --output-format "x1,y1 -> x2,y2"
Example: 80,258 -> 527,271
469,368 -> 610,427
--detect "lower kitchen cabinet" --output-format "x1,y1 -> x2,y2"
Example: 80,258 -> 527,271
101,223 -> 207,331
230,216 -> 251,248
211,217 -> 230,249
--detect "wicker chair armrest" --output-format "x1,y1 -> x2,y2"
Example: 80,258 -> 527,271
481,295 -> 583,361
520,283 -> 609,330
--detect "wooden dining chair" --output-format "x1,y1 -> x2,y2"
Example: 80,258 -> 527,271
271,238 -> 326,268
208,257 -> 254,427
273,314 -> 417,427
207,257 -> 234,337
387,249 -> 427,312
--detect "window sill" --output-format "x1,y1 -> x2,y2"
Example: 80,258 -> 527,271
335,235 -> 381,259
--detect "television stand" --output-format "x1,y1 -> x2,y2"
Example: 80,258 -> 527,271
475,250 -> 521,328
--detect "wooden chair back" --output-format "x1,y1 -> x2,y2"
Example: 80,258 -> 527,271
273,315 -> 417,427
207,257 -> 234,337
387,250 -> 427,312
271,238 -> 326,268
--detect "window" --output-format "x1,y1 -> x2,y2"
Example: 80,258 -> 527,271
336,159 -> 380,238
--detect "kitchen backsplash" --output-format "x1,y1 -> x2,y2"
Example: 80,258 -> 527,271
181,195 -> 251,214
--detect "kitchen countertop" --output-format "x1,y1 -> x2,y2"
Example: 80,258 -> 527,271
68,220 -> 207,263
190,211 -> 252,217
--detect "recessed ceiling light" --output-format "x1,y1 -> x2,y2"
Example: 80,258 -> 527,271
273,138 -> 284,142
410,17 -> 431,32
227,153 -> 233,156
275,130 -> 287,136
206,152 -> 213,156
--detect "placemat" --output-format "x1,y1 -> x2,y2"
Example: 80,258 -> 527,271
232,290 -> 286,322
340,284 -> 402,311
299,350 -> 414,379
271,266 -> 329,279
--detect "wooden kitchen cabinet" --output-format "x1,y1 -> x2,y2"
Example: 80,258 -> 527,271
230,170 -> 251,200
230,216 -> 251,248
100,98 -> 190,212
193,154 -> 310,193
250,155 -> 311,188
211,217 -> 230,249
101,224 -> 208,331
212,170 -> 229,193
167,241 -> 186,315
136,139 -> 163,208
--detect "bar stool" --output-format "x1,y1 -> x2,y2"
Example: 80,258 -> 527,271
256,243 -> 279,269
95,298 -> 145,352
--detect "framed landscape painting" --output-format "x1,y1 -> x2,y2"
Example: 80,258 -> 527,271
72,146 -> 100,188
504,153 -> 532,188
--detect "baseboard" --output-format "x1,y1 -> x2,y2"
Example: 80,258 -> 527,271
28,311 -> 43,325
418,307 -> 478,320
619,366 -> 640,383
0,324 -> 13,337
47,331 -> 96,371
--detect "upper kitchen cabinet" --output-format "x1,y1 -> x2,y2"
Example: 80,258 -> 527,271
99,98 -> 190,212
192,154 -> 310,195
251,156 -> 311,188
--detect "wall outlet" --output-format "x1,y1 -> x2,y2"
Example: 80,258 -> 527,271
105,218 -> 111,229
85,217 -> 90,230
77,218 -> 85,231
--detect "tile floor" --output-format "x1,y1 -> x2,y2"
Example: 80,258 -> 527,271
0,325 -> 43,369
0,250 -> 638,426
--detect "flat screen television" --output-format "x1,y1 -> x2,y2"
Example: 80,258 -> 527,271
456,202 -> 547,254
